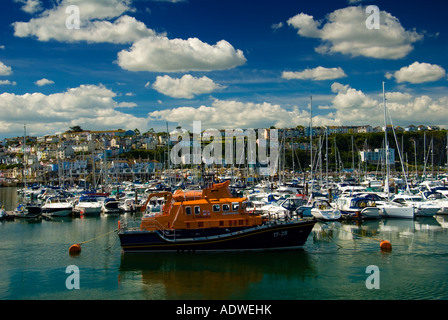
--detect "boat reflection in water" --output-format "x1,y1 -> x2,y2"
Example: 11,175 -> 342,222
117,217 -> 446,300
118,250 -> 316,299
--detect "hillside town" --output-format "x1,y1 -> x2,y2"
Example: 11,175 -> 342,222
0,123 -> 443,187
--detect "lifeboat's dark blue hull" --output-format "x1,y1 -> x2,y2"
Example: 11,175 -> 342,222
118,219 -> 316,253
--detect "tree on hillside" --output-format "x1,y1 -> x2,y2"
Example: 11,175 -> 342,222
69,125 -> 83,132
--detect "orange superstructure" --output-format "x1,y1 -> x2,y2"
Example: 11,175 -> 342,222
139,180 -> 262,231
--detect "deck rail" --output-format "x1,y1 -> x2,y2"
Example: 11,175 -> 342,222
119,215 -> 177,240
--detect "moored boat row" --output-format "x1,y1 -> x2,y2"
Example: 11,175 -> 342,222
7,168 -> 448,255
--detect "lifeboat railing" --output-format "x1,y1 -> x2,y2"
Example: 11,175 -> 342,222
118,215 -> 177,240
145,218 -> 178,241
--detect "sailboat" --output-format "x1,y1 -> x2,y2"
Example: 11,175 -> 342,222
376,83 -> 415,219
13,124 -> 43,220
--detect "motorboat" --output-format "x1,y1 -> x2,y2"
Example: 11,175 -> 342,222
377,201 -> 415,219
335,196 -> 381,219
119,191 -> 144,212
261,195 -> 310,221
310,199 -> 341,221
41,197 -> 73,217
13,204 -> 42,219
118,180 -> 316,253
422,191 -> 448,214
102,198 -> 122,214
391,194 -> 440,217
145,182 -> 171,193
73,195 -> 103,216
119,198 -> 138,212
1,205 -> 14,220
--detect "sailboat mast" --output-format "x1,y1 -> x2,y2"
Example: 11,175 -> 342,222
23,124 -> 27,190
383,82 -> 390,199
309,96 -> 313,191
325,127 -> 328,186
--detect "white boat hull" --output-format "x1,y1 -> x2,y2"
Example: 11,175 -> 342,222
379,206 -> 415,219
414,206 -> 440,217
311,208 -> 341,221
42,208 -> 73,217
437,206 -> 448,214
102,204 -> 122,215
75,205 -> 102,215
361,207 -> 381,219
41,198 -> 73,217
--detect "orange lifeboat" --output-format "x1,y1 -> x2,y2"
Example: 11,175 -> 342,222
118,180 -> 317,253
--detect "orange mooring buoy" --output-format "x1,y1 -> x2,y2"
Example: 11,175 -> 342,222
380,240 -> 392,252
69,244 -> 82,255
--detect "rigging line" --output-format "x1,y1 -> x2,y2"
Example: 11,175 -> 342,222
78,228 -> 119,245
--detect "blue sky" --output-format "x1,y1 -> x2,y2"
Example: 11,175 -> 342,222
0,0 -> 447,138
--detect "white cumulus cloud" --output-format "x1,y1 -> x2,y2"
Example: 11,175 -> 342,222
149,99 -> 313,130
0,84 -> 148,136
0,61 -> 12,76
0,80 -> 17,86
13,0 -> 245,73
152,74 -> 224,99
331,82 -> 378,110
325,83 -> 448,127
117,36 -> 246,72
392,62 -> 446,84
14,0 -> 43,14
147,85 -> 448,131
282,66 -> 347,81
35,78 -> 54,86
287,6 -> 423,59
13,0 -> 156,44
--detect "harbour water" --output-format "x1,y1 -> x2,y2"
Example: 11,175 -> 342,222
1,187 -> 448,300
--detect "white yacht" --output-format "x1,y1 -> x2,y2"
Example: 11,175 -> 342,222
42,197 -> 73,217
391,194 -> 440,217
73,196 -> 103,216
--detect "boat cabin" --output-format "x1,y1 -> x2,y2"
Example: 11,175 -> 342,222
336,196 -> 377,211
140,181 -> 262,231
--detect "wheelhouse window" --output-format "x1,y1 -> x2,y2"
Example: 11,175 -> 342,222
393,199 -> 406,205
185,206 -> 192,215
222,204 -> 230,211
194,206 -> 201,215
232,202 -> 239,211
282,199 -> 291,210
212,204 -> 220,212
